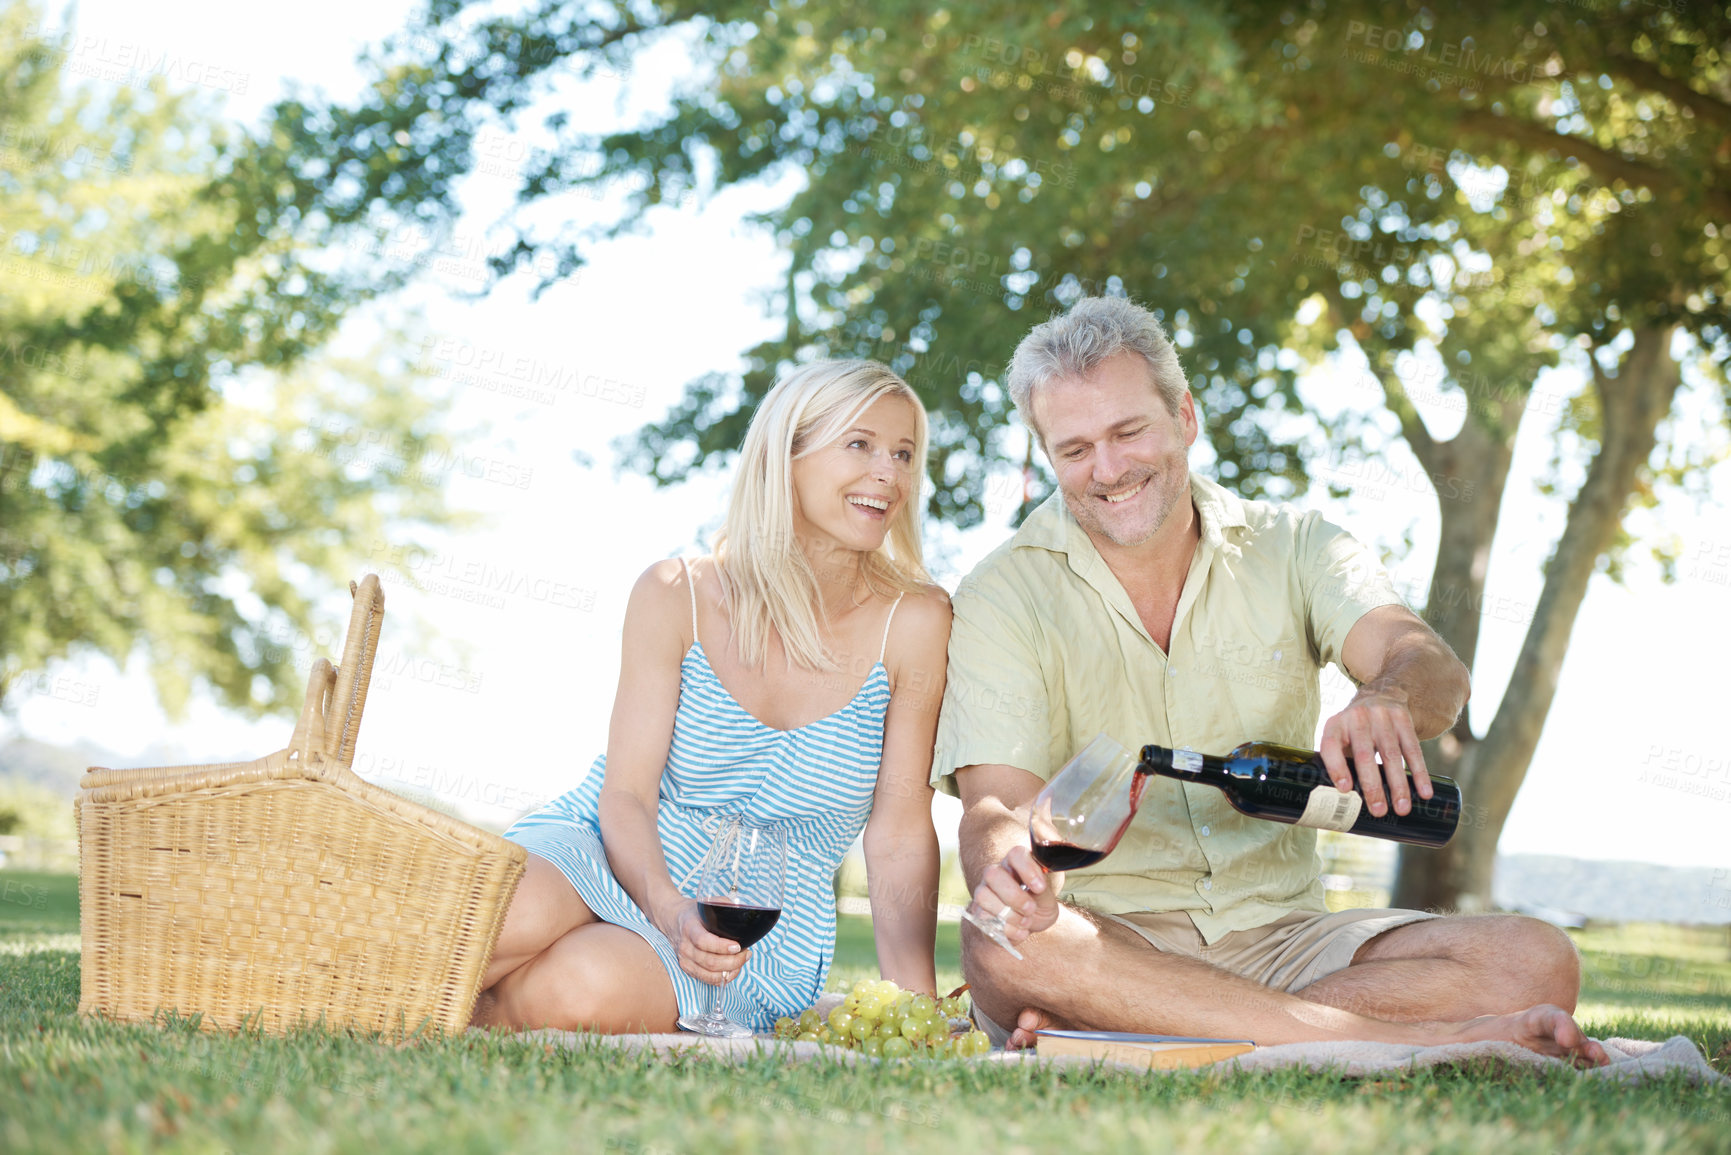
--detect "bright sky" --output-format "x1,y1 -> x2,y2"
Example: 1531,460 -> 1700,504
8,1 -> 1729,879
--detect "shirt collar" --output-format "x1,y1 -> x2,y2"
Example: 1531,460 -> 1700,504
1012,471 -> 1250,560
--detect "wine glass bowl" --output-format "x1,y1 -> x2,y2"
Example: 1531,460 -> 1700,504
677,816 -> 788,1037
962,734 -> 1140,959
1029,736 -> 1145,868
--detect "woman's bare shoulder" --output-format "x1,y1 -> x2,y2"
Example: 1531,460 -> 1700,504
895,582 -> 953,625
883,583 -> 952,655
628,556 -> 708,622
880,584 -> 951,703
633,557 -> 686,594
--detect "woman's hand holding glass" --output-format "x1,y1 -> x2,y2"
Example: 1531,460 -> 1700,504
663,901 -> 749,986
676,816 -> 787,1037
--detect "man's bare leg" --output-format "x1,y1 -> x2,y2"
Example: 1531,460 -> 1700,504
963,905 -> 1606,1065
1294,914 -> 1582,1022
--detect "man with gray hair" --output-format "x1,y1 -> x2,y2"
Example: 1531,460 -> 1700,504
932,296 -> 1605,1064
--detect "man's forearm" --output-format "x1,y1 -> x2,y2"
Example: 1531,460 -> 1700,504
957,797 -> 1033,891
1358,632 -> 1470,739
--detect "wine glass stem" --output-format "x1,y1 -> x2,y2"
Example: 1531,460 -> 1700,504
963,862 -> 1054,961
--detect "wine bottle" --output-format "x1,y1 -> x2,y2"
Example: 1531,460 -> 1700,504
1137,741 -> 1460,847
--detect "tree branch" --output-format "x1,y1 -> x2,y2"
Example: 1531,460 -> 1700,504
1317,284 -> 1438,464
1456,108 -> 1731,220
1604,51 -> 1731,137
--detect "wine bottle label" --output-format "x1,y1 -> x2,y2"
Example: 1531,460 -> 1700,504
1172,748 -> 1203,773
1295,784 -> 1363,832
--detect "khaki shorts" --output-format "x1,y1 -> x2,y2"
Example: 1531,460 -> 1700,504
972,905 -> 1438,1048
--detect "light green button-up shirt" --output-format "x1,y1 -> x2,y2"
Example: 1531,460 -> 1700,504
933,472 -> 1405,943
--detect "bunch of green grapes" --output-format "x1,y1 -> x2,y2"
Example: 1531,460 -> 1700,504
773,980 -> 992,1059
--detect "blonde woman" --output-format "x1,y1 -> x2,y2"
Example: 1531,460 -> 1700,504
472,360 -> 950,1034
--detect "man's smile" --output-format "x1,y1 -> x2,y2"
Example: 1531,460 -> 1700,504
1100,477 -> 1149,504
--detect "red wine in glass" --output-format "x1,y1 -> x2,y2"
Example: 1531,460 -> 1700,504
697,899 -> 782,948
1028,841 -> 1109,872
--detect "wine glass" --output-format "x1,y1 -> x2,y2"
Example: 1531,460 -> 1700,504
677,816 -> 788,1038
961,734 -> 1143,959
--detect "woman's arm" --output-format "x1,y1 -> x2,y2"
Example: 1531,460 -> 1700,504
596,559 -> 744,984
862,586 -> 951,996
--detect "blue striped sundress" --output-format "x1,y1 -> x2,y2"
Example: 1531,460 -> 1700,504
504,562 -> 899,1031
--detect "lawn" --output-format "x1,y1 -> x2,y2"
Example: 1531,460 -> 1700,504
2,868 -> 1727,1154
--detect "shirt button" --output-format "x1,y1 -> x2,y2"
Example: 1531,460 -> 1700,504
1200,825 -> 1211,837
1203,879 -> 1213,891
1168,667 -> 1179,677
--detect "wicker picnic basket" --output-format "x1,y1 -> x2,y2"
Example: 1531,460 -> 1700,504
75,575 -> 527,1036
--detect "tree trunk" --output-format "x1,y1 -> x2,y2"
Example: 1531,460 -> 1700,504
1383,385 -> 1521,912
1392,326 -> 1684,912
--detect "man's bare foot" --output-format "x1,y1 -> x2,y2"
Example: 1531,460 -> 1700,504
1006,1007 -> 1063,1050
1451,1004 -> 1608,1067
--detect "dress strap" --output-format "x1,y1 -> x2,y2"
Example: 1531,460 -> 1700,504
679,557 -> 699,646
878,592 -> 906,664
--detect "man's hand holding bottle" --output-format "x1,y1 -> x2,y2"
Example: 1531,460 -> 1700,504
1318,686 -> 1434,818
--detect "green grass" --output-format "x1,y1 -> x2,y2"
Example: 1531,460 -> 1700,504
2,869 -> 1727,1154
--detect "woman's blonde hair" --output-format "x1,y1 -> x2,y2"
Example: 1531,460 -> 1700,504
713,359 -> 930,672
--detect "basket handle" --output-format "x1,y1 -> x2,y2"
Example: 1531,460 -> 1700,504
288,659 -> 335,763
325,574 -> 385,768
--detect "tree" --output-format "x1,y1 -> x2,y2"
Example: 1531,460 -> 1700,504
289,0 -> 1728,909
1248,2 -> 1727,909
0,4 -> 464,717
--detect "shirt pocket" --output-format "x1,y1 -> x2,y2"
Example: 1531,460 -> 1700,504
1194,627 -> 1320,746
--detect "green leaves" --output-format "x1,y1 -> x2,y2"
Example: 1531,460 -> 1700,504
317,0 -> 1725,511
0,5 -> 462,717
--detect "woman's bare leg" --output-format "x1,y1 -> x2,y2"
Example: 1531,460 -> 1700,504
471,854 -> 602,1026
473,923 -> 680,1034
481,854 -> 599,990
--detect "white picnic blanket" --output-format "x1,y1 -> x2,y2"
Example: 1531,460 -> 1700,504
1056,1033 -> 1726,1085
519,1027 -> 1726,1086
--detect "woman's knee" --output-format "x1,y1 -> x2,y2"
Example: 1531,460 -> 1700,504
535,973 -> 615,1032
515,927 -> 677,1033
497,856 -> 592,958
